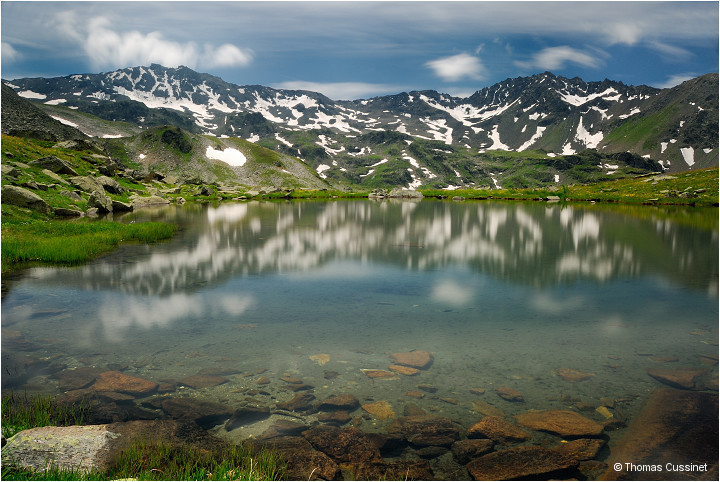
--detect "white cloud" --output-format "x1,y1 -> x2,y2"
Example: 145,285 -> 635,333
272,81 -> 408,100
425,53 -> 486,82
204,43 -> 253,68
646,41 -> 693,61
2,42 -> 20,62
515,46 -> 602,71
654,73 -> 697,89
56,14 -> 252,71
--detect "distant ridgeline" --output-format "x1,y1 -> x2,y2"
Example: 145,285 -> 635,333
3,65 -> 718,189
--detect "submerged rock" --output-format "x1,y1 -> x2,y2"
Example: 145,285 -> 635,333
389,415 -> 460,447
496,386 -> 524,402
389,350 -> 434,369
647,367 -> 708,390
553,438 -> 606,461
302,425 -> 382,464
515,410 -> 604,438
92,371 -> 157,397
466,446 -> 578,480
361,400 -> 395,420
467,416 -> 531,443
451,438 -> 495,464
318,393 -> 359,411
602,387 -> 718,480
554,367 -> 595,382
178,374 -> 228,389
276,393 -> 315,412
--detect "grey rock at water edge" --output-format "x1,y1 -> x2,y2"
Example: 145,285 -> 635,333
2,425 -> 119,473
130,195 -> 171,208
88,190 -> 113,213
1,185 -> 50,213
54,207 -> 84,217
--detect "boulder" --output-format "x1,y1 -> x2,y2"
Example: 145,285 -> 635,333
2,425 -> 119,473
111,200 -> 133,212
1,185 -> 50,213
130,195 -> 171,208
60,190 -> 84,202
54,207 -> 84,217
467,416 -> 531,443
29,156 -> 78,175
97,176 -> 124,194
466,446 -> 578,480
1,164 -> 19,177
515,410 -> 604,437
70,176 -> 105,193
2,420 -> 225,475
88,190 -> 113,213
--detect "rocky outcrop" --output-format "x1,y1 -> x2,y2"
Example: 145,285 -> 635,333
29,156 -> 78,175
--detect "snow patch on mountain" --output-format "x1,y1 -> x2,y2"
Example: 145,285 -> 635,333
680,147 -> 695,166
488,125 -> 510,150
560,87 -> 617,106
206,146 -> 247,166
18,90 -> 46,100
518,126 -> 547,151
574,117 -> 603,148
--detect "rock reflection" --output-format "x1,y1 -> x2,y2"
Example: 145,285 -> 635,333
22,201 -> 719,297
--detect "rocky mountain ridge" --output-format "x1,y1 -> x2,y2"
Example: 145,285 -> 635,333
3,65 -> 718,190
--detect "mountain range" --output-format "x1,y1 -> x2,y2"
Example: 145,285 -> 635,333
3,65 -> 718,190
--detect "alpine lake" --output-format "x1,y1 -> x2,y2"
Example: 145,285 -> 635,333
2,198 -> 718,480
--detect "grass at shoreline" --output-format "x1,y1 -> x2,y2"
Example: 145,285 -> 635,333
418,168 -> 718,207
1,212 -> 176,273
1,393 -> 286,481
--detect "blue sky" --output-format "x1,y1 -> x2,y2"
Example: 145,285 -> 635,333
2,1 -> 718,100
